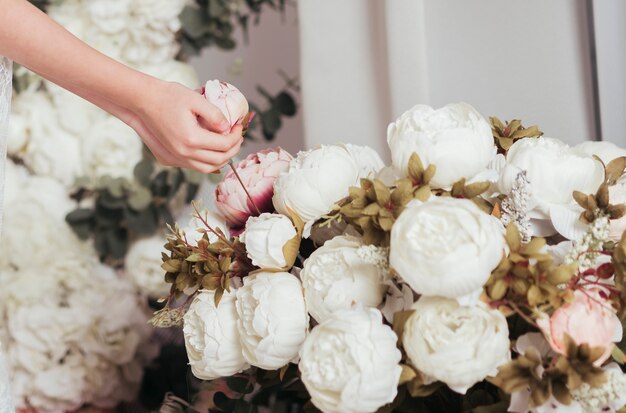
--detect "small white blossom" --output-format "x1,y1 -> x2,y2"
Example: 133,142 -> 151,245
571,364 -> 626,413
565,216 -> 610,270
501,170 -> 532,242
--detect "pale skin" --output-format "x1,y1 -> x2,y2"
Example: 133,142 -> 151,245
0,0 -> 244,173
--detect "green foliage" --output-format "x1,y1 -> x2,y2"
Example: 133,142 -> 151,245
247,77 -> 299,142
179,0 -> 286,57
66,158 -> 200,263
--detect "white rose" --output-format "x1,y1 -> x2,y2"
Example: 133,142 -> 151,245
240,213 -> 298,269
81,116 -> 143,182
125,236 -> 170,298
387,102 -> 496,189
300,236 -> 389,323
236,272 -> 309,370
183,289 -> 249,380
402,296 -> 510,393
390,197 -> 505,302
575,140 -> 626,165
273,144 -> 377,236
299,307 -> 401,413
498,137 -> 604,238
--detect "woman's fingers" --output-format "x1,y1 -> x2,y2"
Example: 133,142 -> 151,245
190,125 -> 244,151
188,138 -> 243,166
192,92 -> 230,133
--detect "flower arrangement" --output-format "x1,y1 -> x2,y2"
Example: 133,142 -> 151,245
154,102 -> 626,413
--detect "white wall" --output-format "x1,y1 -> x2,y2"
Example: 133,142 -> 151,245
593,0 -> 626,146
423,0 -> 597,144
190,5 -> 304,157
297,0 -> 601,154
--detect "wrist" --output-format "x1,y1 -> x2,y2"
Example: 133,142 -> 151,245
124,73 -> 162,115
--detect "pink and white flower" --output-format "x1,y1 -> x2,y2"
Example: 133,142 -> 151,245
201,80 -> 249,129
215,148 -> 293,229
537,289 -> 622,365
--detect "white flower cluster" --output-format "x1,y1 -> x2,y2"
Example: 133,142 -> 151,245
9,0 -> 196,186
565,215 -> 611,270
572,364 -> 626,413
0,161 -> 157,412
501,170 -> 532,242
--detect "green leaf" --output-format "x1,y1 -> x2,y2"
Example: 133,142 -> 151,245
66,208 -> 94,224
261,108 -> 282,141
133,158 -> 155,187
125,206 -> 159,235
180,5 -> 210,38
273,91 -> 296,116
226,376 -> 254,394
128,187 -> 153,211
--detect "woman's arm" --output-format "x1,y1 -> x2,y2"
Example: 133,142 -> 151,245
0,0 -> 243,172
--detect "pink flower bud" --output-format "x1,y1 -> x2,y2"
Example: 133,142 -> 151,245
215,148 -> 293,229
201,80 -> 249,129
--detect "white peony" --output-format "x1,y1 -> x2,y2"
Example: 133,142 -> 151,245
1,263 -> 155,412
299,307 -> 402,413
498,137 -> 604,237
344,143 -> 385,179
235,272 -> 308,370
239,213 -> 298,269
575,140 -> 626,165
85,0 -> 131,34
81,116 -> 144,182
390,197 -> 505,302
1,175 -> 85,270
10,89 -> 84,185
402,296 -> 510,393
125,236 -> 170,298
273,144 -> 380,236
183,289 -> 249,380
300,236 -> 389,323
3,160 -> 28,207
387,102 -> 496,189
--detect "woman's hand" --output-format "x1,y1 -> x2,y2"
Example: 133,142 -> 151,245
128,80 -> 244,173
1,0 -> 245,173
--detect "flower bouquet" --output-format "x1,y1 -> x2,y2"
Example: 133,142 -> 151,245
151,101 -> 626,413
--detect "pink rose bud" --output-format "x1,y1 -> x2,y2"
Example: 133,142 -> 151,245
215,148 -> 293,229
201,80 -> 249,130
537,289 -> 621,365
609,176 -> 626,242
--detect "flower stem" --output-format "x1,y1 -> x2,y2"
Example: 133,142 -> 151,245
228,160 -> 262,215
191,201 -> 233,246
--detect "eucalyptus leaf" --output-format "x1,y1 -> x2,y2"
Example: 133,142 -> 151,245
180,5 -> 211,38
273,91 -> 296,116
134,158 -> 155,187
128,187 -> 153,211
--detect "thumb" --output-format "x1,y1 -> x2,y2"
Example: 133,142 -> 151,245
194,97 -> 230,133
